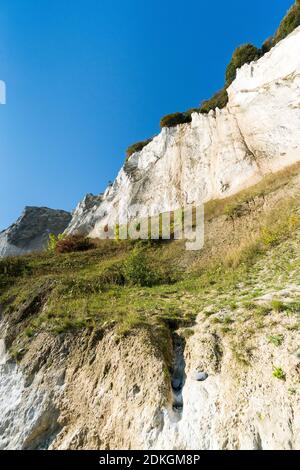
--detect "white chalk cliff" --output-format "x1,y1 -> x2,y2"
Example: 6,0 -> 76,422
1,25 -> 300,452
67,26 -> 300,236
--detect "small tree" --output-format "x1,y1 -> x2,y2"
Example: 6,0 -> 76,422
123,247 -> 158,287
47,233 -> 65,252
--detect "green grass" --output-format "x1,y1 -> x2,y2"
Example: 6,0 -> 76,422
273,367 -> 286,381
268,334 -> 284,347
270,300 -> 287,313
1,165 -> 300,366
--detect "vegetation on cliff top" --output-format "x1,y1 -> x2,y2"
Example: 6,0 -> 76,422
136,2 -> 300,137
126,138 -> 153,159
160,112 -> 192,129
200,1 -> 300,114
225,44 -> 262,86
199,89 -> 228,115
274,1 -> 300,45
126,2 -> 300,153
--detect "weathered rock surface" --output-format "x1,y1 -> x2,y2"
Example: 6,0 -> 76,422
68,194 -> 103,236
66,27 -> 300,237
0,207 -> 71,258
0,168 -> 299,450
0,330 -> 169,450
1,281 -> 299,450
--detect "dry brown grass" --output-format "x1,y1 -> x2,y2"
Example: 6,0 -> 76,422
205,162 -> 300,221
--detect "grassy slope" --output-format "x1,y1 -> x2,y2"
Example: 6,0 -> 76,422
0,164 -> 299,363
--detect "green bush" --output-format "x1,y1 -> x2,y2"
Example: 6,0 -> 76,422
261,37 -> 273,54
259,2 -> 300,54
123,247 -> 158,287
225,43 -> 262,86
160,112 -> 192,129
126,138 -> 153,160
128,2 -> 299,158
185,107 -> 201,117
199,43 -> 261,115
200,88 -> 228,113
47,233 -> 65,252
273,2 -> 300,45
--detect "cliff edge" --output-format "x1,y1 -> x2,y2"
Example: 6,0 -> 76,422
66,27 -> 300,236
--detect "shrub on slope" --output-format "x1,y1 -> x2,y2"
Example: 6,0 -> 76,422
225,43 -> 262,86
273,1 -> 300,45
126,138 -> 153,159
160,112 -> 192,129
200,88 -> 229,114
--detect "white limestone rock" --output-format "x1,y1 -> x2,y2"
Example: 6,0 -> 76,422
66,193 -> 103,235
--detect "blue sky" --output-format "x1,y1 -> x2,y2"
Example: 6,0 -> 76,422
0,0 -> 294,230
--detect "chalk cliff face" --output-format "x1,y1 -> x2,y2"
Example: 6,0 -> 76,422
66,26 -> 300,236
0,207 -> 72,258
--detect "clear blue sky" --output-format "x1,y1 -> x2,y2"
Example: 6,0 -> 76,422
0,0 -> 294,230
